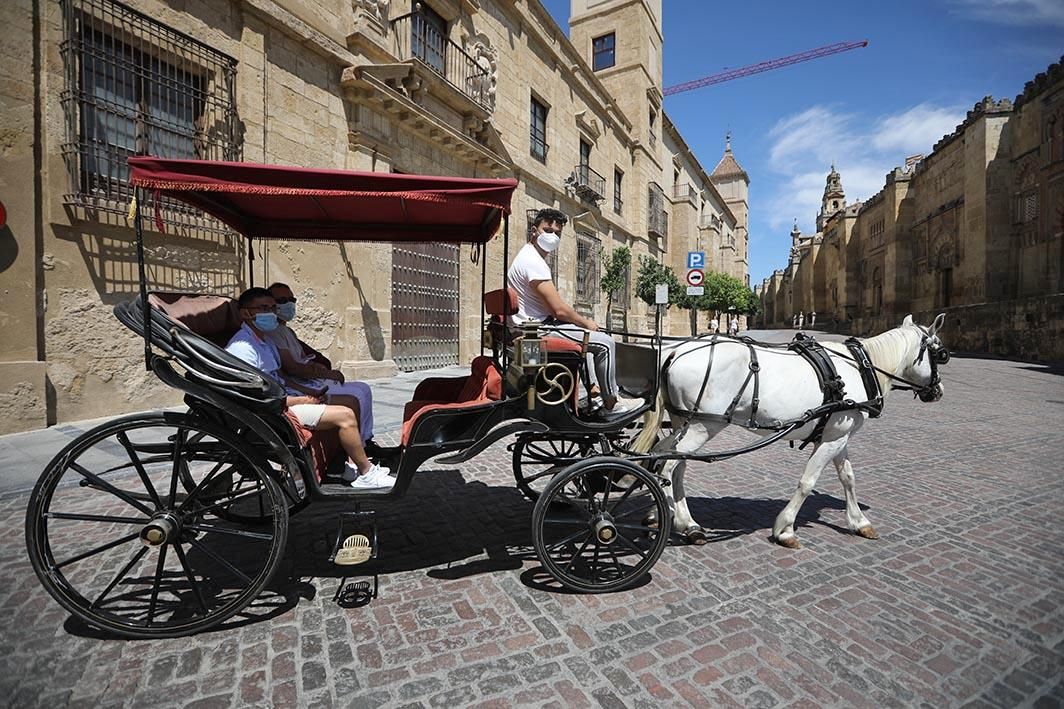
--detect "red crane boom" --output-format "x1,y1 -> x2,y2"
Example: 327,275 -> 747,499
664,40 -> 869,97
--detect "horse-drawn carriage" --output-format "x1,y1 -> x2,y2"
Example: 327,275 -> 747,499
25,158 -> 950,639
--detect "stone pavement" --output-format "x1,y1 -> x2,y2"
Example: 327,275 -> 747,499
2,343 -> 1063,707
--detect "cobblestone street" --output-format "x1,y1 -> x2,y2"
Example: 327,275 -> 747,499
1,353 -> 1062,707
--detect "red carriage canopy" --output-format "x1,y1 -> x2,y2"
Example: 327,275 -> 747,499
127,157 -> 518,244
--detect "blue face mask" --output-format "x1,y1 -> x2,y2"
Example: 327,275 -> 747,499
276,302 -> 297,322
253,312 -> 279,332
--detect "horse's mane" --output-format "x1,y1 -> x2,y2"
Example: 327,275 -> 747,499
860,326 -> 919,394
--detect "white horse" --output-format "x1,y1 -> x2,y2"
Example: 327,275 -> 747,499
632,314 -> 948,549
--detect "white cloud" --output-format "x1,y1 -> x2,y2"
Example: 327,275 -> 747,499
945,0 -> 1064,27
761,102 -> 966,234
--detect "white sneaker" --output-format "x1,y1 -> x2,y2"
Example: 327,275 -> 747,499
349,463 -> 396,490
342,461 -> 391,483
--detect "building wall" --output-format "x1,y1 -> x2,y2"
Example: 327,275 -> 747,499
0,0 -> 744,433
759,60 -> 1064,359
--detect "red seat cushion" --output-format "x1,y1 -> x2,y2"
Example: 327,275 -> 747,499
401,356 -> 501,445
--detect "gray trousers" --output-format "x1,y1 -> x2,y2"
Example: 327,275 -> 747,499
543,323 -> 618,400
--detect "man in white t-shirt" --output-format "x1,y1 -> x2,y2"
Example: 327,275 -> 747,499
225,288 -> 394,490
507,208 -> 624,412
266,282 -> 374,445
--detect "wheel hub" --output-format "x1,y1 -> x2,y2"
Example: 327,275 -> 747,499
592,514 -> 617,545
140,512 -> 181,547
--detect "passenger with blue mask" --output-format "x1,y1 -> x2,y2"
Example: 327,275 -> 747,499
265,282 -> 377,463
225,287 -> 394,490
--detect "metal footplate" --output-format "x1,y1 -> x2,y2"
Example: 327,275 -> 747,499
329,509 -> 379,606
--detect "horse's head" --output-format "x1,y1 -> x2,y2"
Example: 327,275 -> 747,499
899,313 -> 949,402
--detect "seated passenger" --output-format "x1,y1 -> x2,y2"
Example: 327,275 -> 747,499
265,282 -> 375,446
225,287 -> 394,490
508,208 -> 626,413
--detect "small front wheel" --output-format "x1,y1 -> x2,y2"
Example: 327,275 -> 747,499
532,457 -> 671,593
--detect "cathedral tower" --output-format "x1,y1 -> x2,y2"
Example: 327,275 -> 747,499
816,164 -> 846,231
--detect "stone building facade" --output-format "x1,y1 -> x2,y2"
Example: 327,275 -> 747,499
759,58 -> 1063,360
0,0 -> 747,433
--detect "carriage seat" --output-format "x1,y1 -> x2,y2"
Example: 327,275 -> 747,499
148,291 -> 341,480
482,288 -> 585,357
400,355 -> 502,445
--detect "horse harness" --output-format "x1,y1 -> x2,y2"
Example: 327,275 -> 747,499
663,333 -> 886,447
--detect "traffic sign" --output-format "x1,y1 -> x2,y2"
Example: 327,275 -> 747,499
686,286 -> 704,296
686,269 -> 704,286
687,251 -> 705,269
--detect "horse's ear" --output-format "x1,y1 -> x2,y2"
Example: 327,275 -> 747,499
902,314 -> 914,327
930,313 -> 946,335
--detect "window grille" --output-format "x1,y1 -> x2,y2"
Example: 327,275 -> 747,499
613,168 -> 623,215
61,0 -> 240,222
575,233 -> 601,305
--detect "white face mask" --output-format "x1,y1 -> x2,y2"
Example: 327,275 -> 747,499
536,231 -> 561,253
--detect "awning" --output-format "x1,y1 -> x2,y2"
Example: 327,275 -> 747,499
127,157 -> 518,244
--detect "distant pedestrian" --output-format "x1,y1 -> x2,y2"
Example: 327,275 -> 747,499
809,311 -> 817,328
729,315 -> 739,335
792,313 -> 798,328
798,311 -> 805,329
709,315 -> 719,334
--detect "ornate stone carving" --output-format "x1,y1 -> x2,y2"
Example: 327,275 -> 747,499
354,0 -> 389,22
464,32 -> 497,112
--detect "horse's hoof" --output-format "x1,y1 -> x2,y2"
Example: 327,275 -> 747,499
643,511 -> 659,530
684,526 -> 709,545
856,525 -> 879,539
775,535 -> 801,549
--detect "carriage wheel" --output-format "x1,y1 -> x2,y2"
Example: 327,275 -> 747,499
532,457 -> 671,593
512,435 -> 595,502
25,412 -> 288,639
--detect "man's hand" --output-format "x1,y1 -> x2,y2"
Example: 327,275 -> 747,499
584,319 -> 600,332
323,368 -> 345,383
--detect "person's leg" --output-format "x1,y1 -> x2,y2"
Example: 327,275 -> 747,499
551,323 -> 618,407
329,381 -> 373,441
313,404 -> 373,474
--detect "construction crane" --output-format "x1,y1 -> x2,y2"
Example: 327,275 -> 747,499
664,40 -> 869,97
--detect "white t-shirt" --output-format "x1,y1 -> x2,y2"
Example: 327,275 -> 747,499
507,242 -> 554,326
226,322 -> 283,383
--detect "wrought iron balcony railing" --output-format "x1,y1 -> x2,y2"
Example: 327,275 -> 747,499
573,164 -> 606,202
391,9 -> 491,110
649,208 -> 668,238
672,183 -> 698,203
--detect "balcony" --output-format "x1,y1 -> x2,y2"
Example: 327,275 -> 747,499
699,213 -> 720,229
649,208 -> 668,238
672,183 -> 698,204
572,164 -> 606,203
390,9 -> 491,111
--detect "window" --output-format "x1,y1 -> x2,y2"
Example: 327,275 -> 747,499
648,108 -> 657,148
62,0 -> 239,211
576,234 -> 602,305
530,96 -> 548,162
613,168 -> 623,215
411,1 -> 447,74
580,139 -> 591,167
592,33 -> 615,71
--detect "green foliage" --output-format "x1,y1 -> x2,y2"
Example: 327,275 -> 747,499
687,271 -> 759,315
600,245 -> 631,302
634,254 -> 684,307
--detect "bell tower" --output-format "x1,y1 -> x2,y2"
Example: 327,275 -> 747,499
817,164 -> 846,231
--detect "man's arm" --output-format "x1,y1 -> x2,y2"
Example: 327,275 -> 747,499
531,279 -> 598,331
276,346 -> 339,381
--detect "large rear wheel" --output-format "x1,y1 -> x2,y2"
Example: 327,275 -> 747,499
532,457 -> 671,593
25,412 -> 288,639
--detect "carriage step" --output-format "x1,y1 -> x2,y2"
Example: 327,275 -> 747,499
335,535 -> 372,566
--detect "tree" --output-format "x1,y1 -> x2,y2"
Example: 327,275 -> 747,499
634,254 -> 685,308
686,271 -> 758,334
600,245 -> 631,332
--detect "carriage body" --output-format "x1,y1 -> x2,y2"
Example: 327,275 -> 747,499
24,158 -> 673,639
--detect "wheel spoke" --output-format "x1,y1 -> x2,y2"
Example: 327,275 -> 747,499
69,462 -> 155,516
564,533 -> 595,574
116,431 -> 164,508
186,536 -> 253,584
613,531 -> 651,559
91,546 -> 149,609
542,515 -> 586,525
184,523 -> 274,541
183,485 -> 277,518
45,512 -> 148,525
615,522 -> 658,534
545,527 -> 589,553
145,543 -> 169,627
54,532 -> 139,570
606,478 -> 645,516
173,543 -> 209,616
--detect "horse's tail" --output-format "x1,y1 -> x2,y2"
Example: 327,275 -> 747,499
631,388 -> 667,454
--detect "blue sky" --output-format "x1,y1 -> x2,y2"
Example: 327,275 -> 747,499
537,0 -> 1062,286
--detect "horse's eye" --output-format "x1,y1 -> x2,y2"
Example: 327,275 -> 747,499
934,349 -> 950,365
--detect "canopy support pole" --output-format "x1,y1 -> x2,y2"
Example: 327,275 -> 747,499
247,237 -> 255,288
502,213 -> 510,376
480,239 -> 487,356
134,188 -> 151,371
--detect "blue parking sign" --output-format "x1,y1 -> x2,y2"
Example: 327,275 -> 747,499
687,251 -> 705,269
